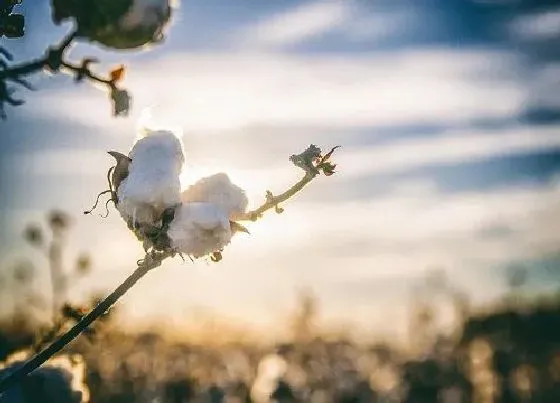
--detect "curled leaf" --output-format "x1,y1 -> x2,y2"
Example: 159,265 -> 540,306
108,150 -> 131,191
322,145 -> 341,162
230,221 -> 250,234
321,162 -> 337,176
110,65 -> 125,83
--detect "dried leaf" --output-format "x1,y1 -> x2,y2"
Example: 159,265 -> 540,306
322,145 -> 341,162
110,65 -> 125,83
230,221 -> 250,234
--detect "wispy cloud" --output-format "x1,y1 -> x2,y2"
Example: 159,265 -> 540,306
336,125 -> 560,179
510,7 -> 560,41
236,1 -> 350,48
29,48 -> 523,132
234,0 -> 420,49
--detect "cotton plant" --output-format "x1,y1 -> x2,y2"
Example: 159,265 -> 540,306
0,0 -> 177,119
100,127 -> 337,262
0,124 -> 340,394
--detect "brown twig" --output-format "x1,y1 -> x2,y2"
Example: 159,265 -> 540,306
0,249 -> 174,394
240,145 -> 340,221
0,27 -> 123,119
0,29 -> 77,80
240,172 -> 317,221
60,60 -> 115,88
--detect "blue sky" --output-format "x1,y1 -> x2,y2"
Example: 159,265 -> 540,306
0,0 -> 559,339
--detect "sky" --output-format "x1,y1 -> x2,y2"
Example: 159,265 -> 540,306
0,0 -> 559,340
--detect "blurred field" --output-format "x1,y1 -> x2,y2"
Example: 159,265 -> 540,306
1,244 -> 559,402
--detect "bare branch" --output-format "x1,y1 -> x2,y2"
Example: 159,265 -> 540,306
239,145 -> 341,221
60,60 -> 114,87
241,172 -> 317,221
0,27 -> 131,119
0,29 -> 77,80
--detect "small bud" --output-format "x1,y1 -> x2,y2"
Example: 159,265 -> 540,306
321,162 -> 337,176
265,190 -> 274,202
290,144 -> 322,174
48,210 -> 71,232
75,253 -> 92,275
24,224 -> 43,247
210,251 -> 222,262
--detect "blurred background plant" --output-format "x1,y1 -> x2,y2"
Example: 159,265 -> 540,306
0,209 -> 117,364
1,253 -> 560,402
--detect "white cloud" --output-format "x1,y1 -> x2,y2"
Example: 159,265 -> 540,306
341,11 -> 416,42
237,1 -> 350,48
272,176 -> 560,279
234,0 -> 419,49
9,124 -> 560,201
30,48 -> 524,131
1,149 -> 112,176
336,124 -> 560,179
526,63 -> 560,110
510,8 -> 560,41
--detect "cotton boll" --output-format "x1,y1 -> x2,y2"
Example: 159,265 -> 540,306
52,0 -> 174,50
129,129 -> 185,172
116,129 -> 184,226
167,202 -> 232,258
181,173 -> 248,220
120,0 -> 171,30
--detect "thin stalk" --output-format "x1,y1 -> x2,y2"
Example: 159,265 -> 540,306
0,250 -> 173,394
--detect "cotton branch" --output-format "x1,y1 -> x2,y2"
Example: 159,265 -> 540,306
0,144 -> 340,394
0,27 -> 130,119
241,145 -> 340,221
0,249 -> 173,395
